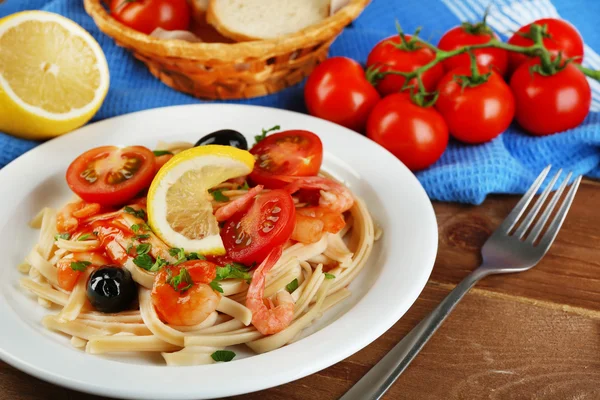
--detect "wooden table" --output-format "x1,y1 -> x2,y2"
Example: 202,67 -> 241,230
3,181 -> 600,400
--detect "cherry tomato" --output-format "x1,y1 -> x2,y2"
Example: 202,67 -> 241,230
507,18 -> 584,74
110,0 -> 191,35
435,66 -> 515,144
438,25 -> 508,76
221,190 -> 295,265
510,60 -> 591,136
154,153 -> 173,175
66,146 -> 156,206
304,57 -> 380,132
250,130 -> 323,188
366,35 -> 445,96
366,93 -> 449,171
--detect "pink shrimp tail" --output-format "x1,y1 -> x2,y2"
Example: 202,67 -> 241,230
215,185 -> 264,222
246,246 -> 295,335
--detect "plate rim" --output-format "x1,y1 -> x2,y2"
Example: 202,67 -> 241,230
0,104 -> 438,399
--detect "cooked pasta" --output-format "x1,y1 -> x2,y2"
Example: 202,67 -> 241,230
18,138 -> 379,366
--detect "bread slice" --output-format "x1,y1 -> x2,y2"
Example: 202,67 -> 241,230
207,0 -> 330,41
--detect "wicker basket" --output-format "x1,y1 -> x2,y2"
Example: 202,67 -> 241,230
83,0 -> 370,100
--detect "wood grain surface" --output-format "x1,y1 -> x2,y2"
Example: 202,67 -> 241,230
2,182 -> 600,400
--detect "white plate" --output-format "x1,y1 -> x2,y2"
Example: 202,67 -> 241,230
0,104 -> 437,399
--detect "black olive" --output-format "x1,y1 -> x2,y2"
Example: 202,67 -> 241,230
194,129 -> 248,150
87,266 -> 137,313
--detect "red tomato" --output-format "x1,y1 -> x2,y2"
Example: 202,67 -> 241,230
250,130 -> 323,188
154,153 -> 173,174
66,146 -> 156,206
510,60 -> 591,136
507,18 -> 584,74
304,57 -> 380,132
366,35 -> 445,96
435,67 -> 515,144
221,190 -> 295,265
110,0 -> 191,34
438,25 -> 508,76
366,93 -> 449,171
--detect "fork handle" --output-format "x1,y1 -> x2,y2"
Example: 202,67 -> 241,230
339,267 -> 490,400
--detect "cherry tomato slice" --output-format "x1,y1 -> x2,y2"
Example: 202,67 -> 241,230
221,190 -> 296,265
66,146 -> 156,206
250,130 -> 323,188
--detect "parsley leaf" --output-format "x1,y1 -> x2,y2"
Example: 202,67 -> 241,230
215,264 -> 252,283
149,256 -> 168,272
131,224 -> 140,233
324,273 -> 336,280
211,189 -> 229,202
133,254 -> 153,270
169,247 -> 187,265
153,150 -> 173,157
286,278 -> 299,293
136,243 -> 152,255
54,233 -> 70,241
209,280 -> 224,293
254,125 -> 281,144
126,243 -> 133,255
70,261 -> 91,271
123,206 -> 147,220
187,252 -> 205,260
167,267 -> 193,292
135,234 -> 151,240
77,233 -> 92,241
211,350 -> 236,362
240,181 -> 250,190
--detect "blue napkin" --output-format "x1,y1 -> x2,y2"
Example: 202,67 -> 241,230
1,0 -> 599,204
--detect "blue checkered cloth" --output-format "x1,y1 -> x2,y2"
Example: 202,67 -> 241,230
1,0 -> 599,204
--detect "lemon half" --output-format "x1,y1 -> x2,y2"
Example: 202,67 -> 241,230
147,145 -> 255,255
0,11 -> 109,139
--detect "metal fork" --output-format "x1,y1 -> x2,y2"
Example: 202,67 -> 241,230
340,166 -> 582,400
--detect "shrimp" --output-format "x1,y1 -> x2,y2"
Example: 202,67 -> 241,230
152,260 -> 221,326
291,207 -> 346,244
280,176 -> 354,213
246,246 -> 295,335
215,185 -> 264,222
56,201 -> 102,233
57,252 -> 110,291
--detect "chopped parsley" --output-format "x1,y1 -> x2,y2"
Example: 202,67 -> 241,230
153,150 -> 173,157
211,350 -> 236,362
123,206 -> 146,220
211,189 -> 229,202
254,125 -> 281,144
135,234 -> 151,240
132,223 -> 151,233
70,261 -> 91,271
285,278 -> 299,293
149,256 -> 168,272
167,267 -> 193,292
126,243 -> 133,255
136,243 -> 152,255
209,280 -> 224,293
215,264 -> 252,283
77,233 -> 92,241
240,181 -> 250,190
169,247 -> 188,265
54,233 -> 70,241
133,254 -> 153,270
324,273 -> 336,280
187,252 -> 205,260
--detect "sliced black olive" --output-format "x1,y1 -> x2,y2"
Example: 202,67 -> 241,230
87,266 -> 137,313
195,129 -> 248,150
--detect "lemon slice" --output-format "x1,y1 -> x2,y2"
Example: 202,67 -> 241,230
0,11 -> 109,139
147,145 -> 255,255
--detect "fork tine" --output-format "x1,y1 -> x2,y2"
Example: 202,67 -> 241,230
526,172 -> 572,244
536,176 -> 582,249
497,165 -> 551,234
514,169 -> 562,239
